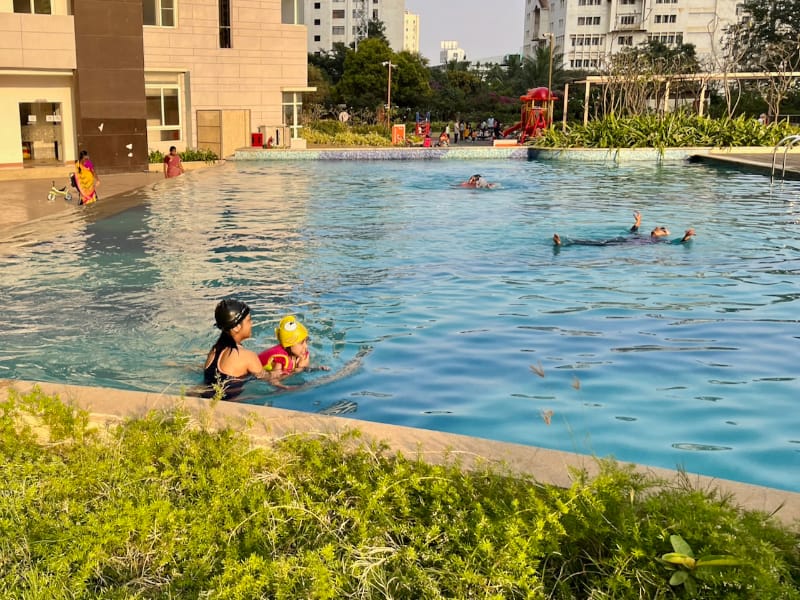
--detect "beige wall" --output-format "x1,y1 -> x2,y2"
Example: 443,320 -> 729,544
0,74 -> 76,168
0,11 -> 75,70
144,0 -> 309,155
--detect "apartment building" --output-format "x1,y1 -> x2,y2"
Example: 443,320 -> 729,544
1,0 -> 311,172
304,0 -> 404,54
403,9 -> 419,53
523,0 -> 742,71
439,40 -> 466,65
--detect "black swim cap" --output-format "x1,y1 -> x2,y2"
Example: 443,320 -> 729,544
214,299 -> 250,330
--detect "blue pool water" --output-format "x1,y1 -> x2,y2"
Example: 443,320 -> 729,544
2,159 -> 799,491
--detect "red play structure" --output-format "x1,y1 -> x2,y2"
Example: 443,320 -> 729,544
502,87 -> 558,143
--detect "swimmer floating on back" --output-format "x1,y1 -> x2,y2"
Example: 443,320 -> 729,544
553,211 -> 694,246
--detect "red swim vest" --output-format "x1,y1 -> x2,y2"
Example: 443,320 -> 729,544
258,345 -> 295,372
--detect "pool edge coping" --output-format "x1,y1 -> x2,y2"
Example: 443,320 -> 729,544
4,378 -> 798,527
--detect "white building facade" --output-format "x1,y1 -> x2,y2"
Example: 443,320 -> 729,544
304,0 -> 405,53
439,40 -> 466,64
523,0 -> 743,70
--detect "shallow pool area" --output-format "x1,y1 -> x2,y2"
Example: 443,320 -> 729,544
2,159 -> 799,491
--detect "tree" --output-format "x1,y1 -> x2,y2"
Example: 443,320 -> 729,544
725,0 -> 800,70
367,19 -> 388,44
308,43 -> 351,86
335,38 -> 393,110
391,51 -> 432,111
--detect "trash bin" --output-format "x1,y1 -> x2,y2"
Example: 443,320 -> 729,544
251,132 -> 263,147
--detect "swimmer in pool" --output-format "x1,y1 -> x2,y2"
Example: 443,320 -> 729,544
460,174 -> 497,189
553,212 -> 694,246
258,315 -> 329,387
202,298 -> 275,399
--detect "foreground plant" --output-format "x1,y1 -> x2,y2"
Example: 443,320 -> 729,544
1,387 -> 798,598
661,533 -> 743,595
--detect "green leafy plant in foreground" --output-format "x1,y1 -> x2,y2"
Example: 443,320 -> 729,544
661,533 -> 743,595
1,387 -> 798,599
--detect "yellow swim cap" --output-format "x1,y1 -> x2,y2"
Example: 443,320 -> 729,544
276,315 -> 308,347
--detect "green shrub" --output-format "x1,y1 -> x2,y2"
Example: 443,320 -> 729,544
531,113 -> 800,150
2,388 -> 798,598
148,148 -> 219,164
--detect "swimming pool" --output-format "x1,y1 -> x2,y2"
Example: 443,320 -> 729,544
2,159 -> 799,491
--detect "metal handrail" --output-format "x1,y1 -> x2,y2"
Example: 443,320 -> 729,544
771,134 -> 800,184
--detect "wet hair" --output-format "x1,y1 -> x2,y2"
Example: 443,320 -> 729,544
211,299 -> 251,355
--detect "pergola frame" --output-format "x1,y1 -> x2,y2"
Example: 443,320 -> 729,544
560,72 -> 800,126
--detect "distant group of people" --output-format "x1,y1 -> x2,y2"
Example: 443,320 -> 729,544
433,117 -> 505,147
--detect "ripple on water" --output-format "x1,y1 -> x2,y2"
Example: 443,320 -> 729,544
1,160 -> 799,491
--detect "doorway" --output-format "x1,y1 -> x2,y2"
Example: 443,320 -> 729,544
19,102 -> 65,165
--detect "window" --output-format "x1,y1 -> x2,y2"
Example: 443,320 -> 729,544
314,2 -> 320,8
332,9 -> 344,18
314,35 -> 321,41
143,0 -> 175,26
654,14 -> 676,23
577,16 -> 585,25
592,16 -> 600,24
332,25 -> 345,35
313,18 -> 320,25
618,35 -> 633,45
373,9 -> 378,18
146,86 -> 181,142
620,0 -> 636,5
620,15 -> 635,24
13,0 -> 51,14
219,0 -> 231,48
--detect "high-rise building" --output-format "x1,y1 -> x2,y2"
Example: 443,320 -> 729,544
440,41 -> 466,65
403,10 -> 420,54
305,0 -> 405,54
523,0 -> 742,71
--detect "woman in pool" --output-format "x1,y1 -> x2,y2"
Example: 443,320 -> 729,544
74,150 -> 99,205
259,315 -> 329,386
202,298 -> 273,399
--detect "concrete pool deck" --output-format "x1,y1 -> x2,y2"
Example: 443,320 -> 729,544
2,147 -> 799,526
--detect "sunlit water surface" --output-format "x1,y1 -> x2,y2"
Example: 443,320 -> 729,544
2,159 -> 799,491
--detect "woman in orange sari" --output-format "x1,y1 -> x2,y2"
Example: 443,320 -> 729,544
74,150 -> 99,205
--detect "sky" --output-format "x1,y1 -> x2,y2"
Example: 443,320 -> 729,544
404,0 -> 526,64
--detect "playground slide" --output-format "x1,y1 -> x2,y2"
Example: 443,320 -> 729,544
502,122 -> 522,138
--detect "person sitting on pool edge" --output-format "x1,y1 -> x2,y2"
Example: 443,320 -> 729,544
259,315 -> 329,387
460,173 -> 497,189
202,298 -> 273,399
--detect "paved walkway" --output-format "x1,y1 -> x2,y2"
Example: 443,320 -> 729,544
698,148 -> 800,180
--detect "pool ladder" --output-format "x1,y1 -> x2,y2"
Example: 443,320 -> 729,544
770,134 -> 800,184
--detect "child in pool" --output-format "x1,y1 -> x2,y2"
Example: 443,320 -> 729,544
258,315 -> 329,387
